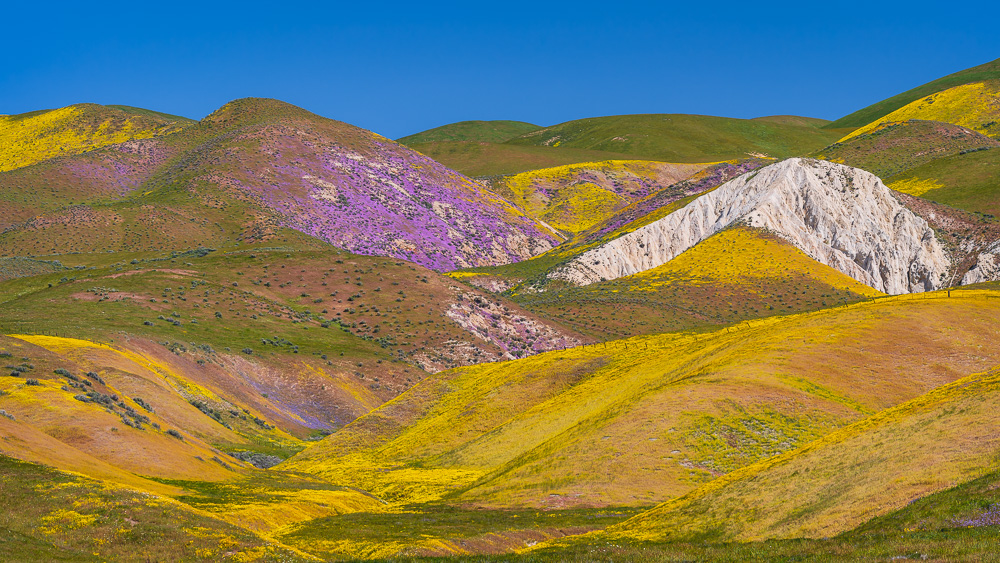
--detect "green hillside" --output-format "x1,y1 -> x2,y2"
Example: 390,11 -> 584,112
814,119 -> 999,179
398,120 -> 541,144
887,147 -> 1000,217
406,140 -> 639,176
505,113 -> 849,162
828,57 -> 1000,129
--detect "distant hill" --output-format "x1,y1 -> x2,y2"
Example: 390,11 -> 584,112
404,140 -> 638,176
403,113 -> 845,177
0,103 -> 192,172
398,120 -> 541,144
827,57 -> 1000,129
504,113 -> 848,162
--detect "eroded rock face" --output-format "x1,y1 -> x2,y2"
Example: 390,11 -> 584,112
963,240 -> 1000,285
550,158 -> 951,294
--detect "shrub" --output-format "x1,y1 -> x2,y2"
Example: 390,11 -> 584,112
24,379 -> 42,386
84,372 -> 105,385
133,397 -> 155,413
166,429 -> 183,440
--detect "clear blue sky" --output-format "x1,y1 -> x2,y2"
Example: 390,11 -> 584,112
2,1 -> 998,138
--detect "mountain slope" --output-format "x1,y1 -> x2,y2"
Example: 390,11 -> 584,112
840,80 -> 1000,142
0,98 -> 560,271
282,290 -> 1000,518
486,160 -> 708,235
887,147 -> 1000,218
814,119 -> 1000,179
505,114 -> 848,162
602,347 -> 1000,543
0,104 -> 191,172
398,120 -> 541,144
828,57 -> 1000,129
550,158 -> 951,294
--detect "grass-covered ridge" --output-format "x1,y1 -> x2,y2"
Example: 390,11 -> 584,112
505,113 -> 848,162
887,147 -> 1000,217
398,120 -> 542,144
827,57 -> 1000,129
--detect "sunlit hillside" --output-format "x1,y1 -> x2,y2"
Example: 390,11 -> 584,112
0,104 -> 192,173
487,160 -> 708,235
840,81 -> 1000,142
282,289 -> 1000,529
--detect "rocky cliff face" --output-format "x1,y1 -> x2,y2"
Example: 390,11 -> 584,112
963,240 -> 1000,285
550,158 -> 951,294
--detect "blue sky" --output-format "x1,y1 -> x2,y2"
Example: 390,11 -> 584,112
2,1 -> 998,138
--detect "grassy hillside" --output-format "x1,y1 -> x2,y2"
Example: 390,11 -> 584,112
487,160 -> 707,235
814,120 -> 999,179
840,80 -> 1000,142
0,455 -> 311,562
398,120 -> 541,144
601,324 -> 1000,543
283,289 -> 1000,524
0,104 -> 191,173
887,147 -> 1000,217
504,114 -> 849,162
828,57 -> 1000,129
407,140 -> 639,176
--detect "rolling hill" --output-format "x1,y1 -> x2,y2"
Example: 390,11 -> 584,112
839,80 -> 1000,142
403,140 -> 640,177
504,114 -> 849,162
827,57 -> 1000,129
599,344 -> 1000,544
0,103 -> 193,173
277,288 -> 1000,558
887,147 -> 1000,218
398,120 -> 541,144
0,98 -> 560,271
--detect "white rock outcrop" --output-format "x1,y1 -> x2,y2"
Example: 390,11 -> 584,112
549,158 -> 951,295
962,240 -> 1000,285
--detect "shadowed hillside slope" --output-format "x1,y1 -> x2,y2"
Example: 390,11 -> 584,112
0,104 -> 192,173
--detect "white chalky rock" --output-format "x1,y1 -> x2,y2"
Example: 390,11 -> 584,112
549,158 -> 951,295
